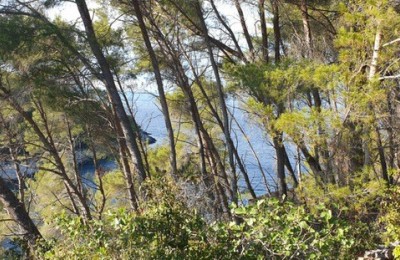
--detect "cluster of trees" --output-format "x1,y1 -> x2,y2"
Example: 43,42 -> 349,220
1,0 -> 400,258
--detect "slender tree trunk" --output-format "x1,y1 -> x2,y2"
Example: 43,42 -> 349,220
182,45 -> 257,199
297,140 -> 326,188
87,128 -> 107,218
186,88 -> 221,212
233,0 -> 254,58
230,111 -> 273,194
75,0 -> 147,183
64,182 -> 81,216
363,23 -> 383,167
147,11 -> 228,214
114,73 -> 152,177
258,0 -> 269,62
283,146 -> 298,187
9,147 -> 25,209
273,132 -> 287,197
176,60 -> 230,213
184,81 -> 229,201
375,126 -> 391,184
271,0 -> 287,197
344,120 -> 364,189
195,1 -> 239,204
369,23 -> 382,81
115,118 -> 139,211
300,0 -> 313,58
299,0 -> 334,183
368,23 -> 391,185
387,95 -> 396,169
35,99 -> 93,220
130,0 -> 178,179
66,118 -> 84,197
210,0 -> 247,63
271,0 -> 281,62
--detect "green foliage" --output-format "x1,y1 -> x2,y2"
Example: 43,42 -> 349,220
34,195 -> 213,259
0,16 -> 36,59
225,199 -> 358,259
296,175 -> 385,252
32,190 -> 369,259
394,245 -> 400,259
379,187 -> 400,244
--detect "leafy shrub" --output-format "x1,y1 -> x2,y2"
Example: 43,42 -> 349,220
33,195 -> 369,259
380,186 -> 400,244
221,199 -> 359,259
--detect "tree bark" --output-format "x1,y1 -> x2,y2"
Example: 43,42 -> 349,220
75,0 -> 147,183
297,140 -> 324,184
130,0 -> 178,179
300,0 -> 313,58
0,176 -> 42,248
283,146 -> 298,187
271,1 -> 287,197
273,133 -> 287,197
195,1 -> 239,203
368,23 -> 391,185
271,0 -> 281,62
258,0 -> 269,62
233,0 -> 254,58
115,117 -> 140,210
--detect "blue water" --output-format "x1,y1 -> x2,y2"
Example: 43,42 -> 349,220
126,93 -> 288,195
1,93 -> 297,196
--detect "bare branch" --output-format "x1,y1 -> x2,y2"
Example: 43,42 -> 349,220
379,74 -> 400,80
382,37 -> 400,47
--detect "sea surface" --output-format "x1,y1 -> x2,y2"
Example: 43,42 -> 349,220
125,93 -> 294,195
1,93 -> 300,196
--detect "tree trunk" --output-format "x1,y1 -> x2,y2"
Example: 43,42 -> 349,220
115,118 -> 140,210
273,132 -> 287,197
368,23 -> 391,185
300,0 -> 313,58
130,0 -> 178,179
233,0 -> 254,58
87,127 -> 107,218
297,140 -> 325,187
210,0 -> 247,63
375,126 -> 391,185
0,176 -> 42,248
283,146 -> 299,187
258,0 -> 269,62
271,0 -> 287,197
75,0 -> 147,183
66,118 -> 84,198
195,1 -> 239,204
271,0 -> 281,62
9,147 -> 25,209
184,50 -> 257,200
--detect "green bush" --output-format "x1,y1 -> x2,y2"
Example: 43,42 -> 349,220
380,186 -> 400,244
221,199 -> 360,259
33,196 -> 370,259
